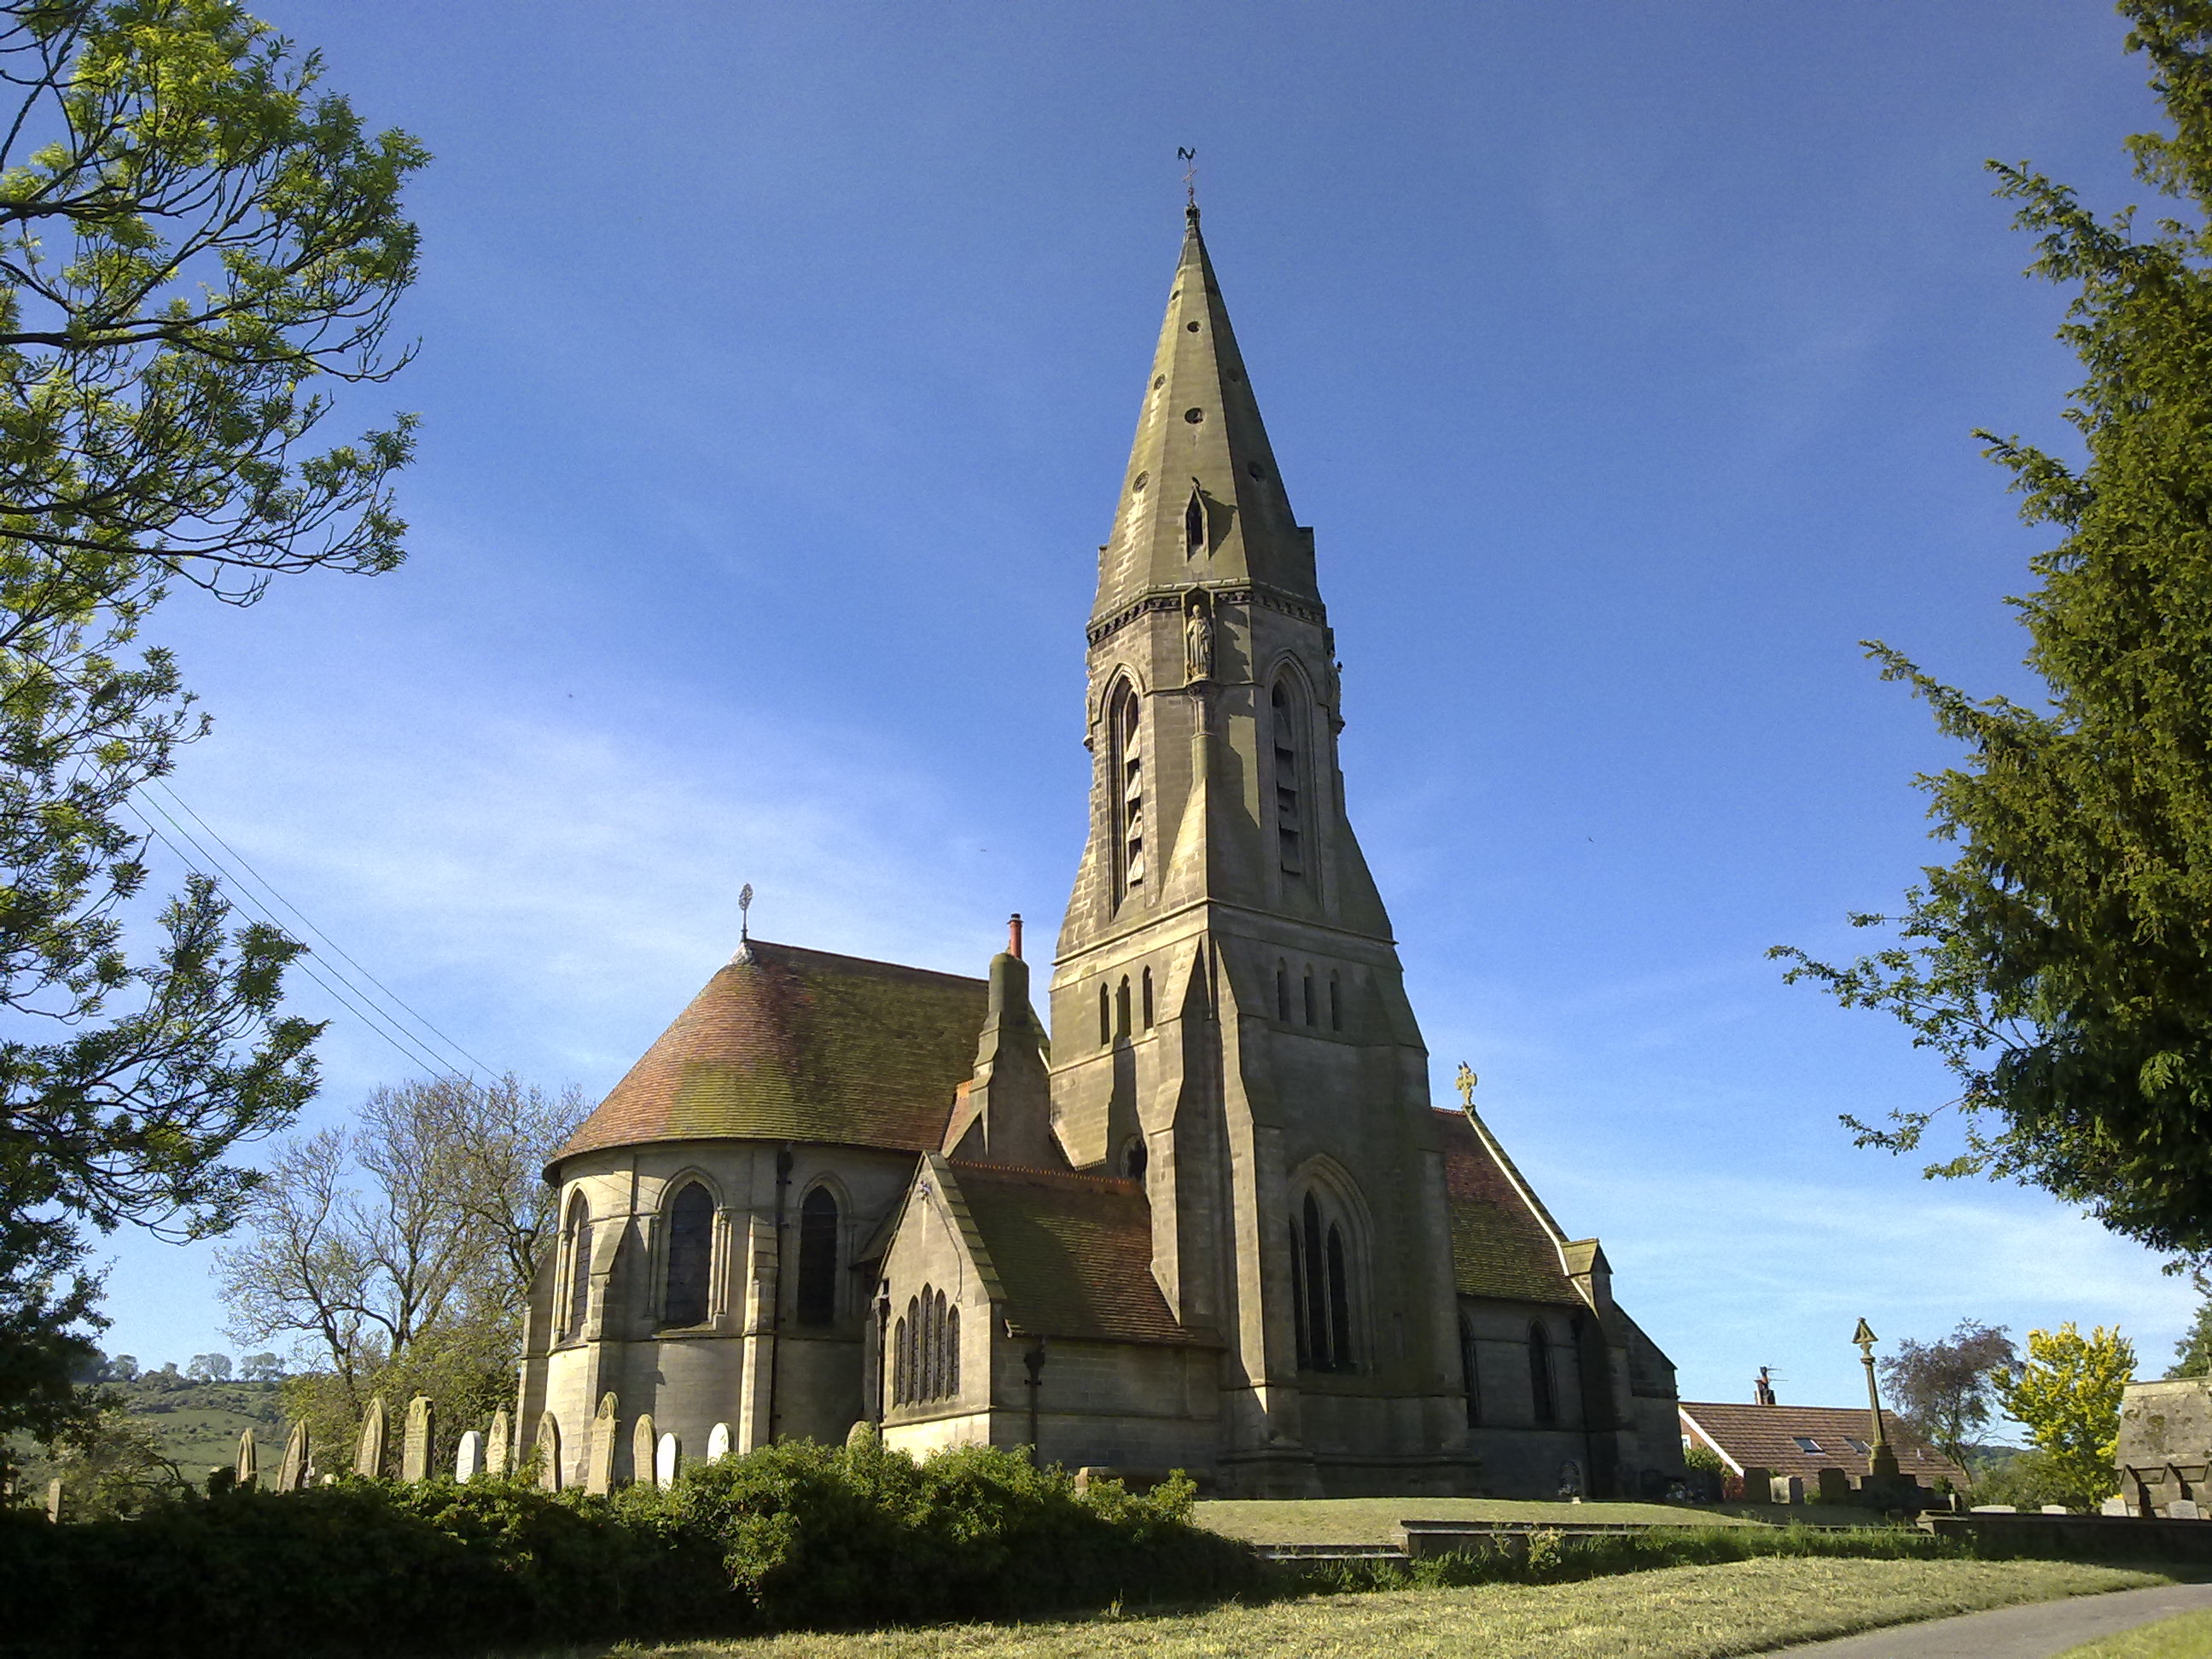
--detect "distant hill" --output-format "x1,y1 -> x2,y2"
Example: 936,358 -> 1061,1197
115,1376 -> 290,1477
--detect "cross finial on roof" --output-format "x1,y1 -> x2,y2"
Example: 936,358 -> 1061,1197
739,882 -> 754,941
1454,1062 -> 1477,1109
1178,146 -> 1197,213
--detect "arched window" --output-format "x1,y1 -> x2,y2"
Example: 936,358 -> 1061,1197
1302,967 -> 1316,1026
1271,678 -> 1307,878
1110,682 -> 1145,900
1141,966 -> 1155,1028
946,1303 -> 961,1396
1461,1313 -> 1482,1427
892,1315 -> 910,1406
1115,975 -> 1132,1039
1184,486 -> 1206,556
1276,961 -> 1290,1022
1529,1322 -> 1557,1424
1121,1135 -> 1149,1180
795,1186 -> 839,1327
1098,983 -> 1110,1046
662,1181 -> 714,1328
897,1285 -> 960,1406
562,1191 -> 592,1338
1329,971 -> 1342,1033
1291,1190 -> 1355,1372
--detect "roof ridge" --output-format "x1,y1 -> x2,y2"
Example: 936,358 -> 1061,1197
738,937 -> 988,987
945,1159 -> 1142,1192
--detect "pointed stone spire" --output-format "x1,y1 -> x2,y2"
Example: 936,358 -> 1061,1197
1095,207 -> 1318,623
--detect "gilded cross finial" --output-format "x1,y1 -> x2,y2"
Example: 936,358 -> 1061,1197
1455,1062 -> 1478,1109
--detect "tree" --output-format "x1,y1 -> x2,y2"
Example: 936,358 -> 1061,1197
0,0 -> 424,1445
236,1351 -> 280,1382
1771,2 -> 2212,1256
1878,1320 -> 2017,1476
2168,1283 -> 2212,1377
1997,1322 -> 2136,1510
105,1353 -> 135,1381
183,1351 -> 228,1382
218,1075 -> 583,1468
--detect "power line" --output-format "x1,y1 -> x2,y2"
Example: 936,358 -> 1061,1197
144,780 -> 499,1077
122,797 -> 480,1082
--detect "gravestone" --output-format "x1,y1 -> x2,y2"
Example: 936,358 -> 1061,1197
353,1395 -> 388,1479
2040,1504 -> 2072,1514
485,1408 -> 510,1478
631,1412 -> 657,1491
455,1430 -> 484,1482
2102,1496 -> 2133,1516
1970,1504 -> 2018,1512
707,1422 -> 732,1462
400,1395 -> 434,1482
585,1394 -> 619,1496
1739,1464 -> 1772,1503
235,1428 -> 258,1489
44,1477 -> 62,1522
1816,1466 -> 1850,1504
277,1421 -> 309,1493
2170,1498 -> 2202,1519
655,1431 -> 680,1490
847,1419 -> 879,1451
533,1410 -> 562,1492
1771,1474 -> 1805,1505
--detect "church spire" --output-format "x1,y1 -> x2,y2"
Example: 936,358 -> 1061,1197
1094,209 -> 1318,621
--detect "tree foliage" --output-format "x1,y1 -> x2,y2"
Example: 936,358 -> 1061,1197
2166,1281 -> 2212,1376
1877,1320 -> 2017,1476
1772,1 -> 2212,1256
1996,1322 -> 2135,1509
218,1075 -> 583,1470
0,0 -> 422,1447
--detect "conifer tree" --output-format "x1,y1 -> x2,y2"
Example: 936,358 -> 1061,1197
1777,2 -> 2212,1257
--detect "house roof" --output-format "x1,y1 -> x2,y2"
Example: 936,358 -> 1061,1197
553,940 -> 987,1167
1435,1109 -> 1582,1307
943,1161 -> 1207,1348
1679,1400 -> 1970,1486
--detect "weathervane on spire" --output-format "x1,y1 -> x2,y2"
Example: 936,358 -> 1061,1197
1179,146 -> 1197,209
739,882 -> 754,942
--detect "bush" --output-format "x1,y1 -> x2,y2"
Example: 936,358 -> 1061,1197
0,1439 -> 1262,1658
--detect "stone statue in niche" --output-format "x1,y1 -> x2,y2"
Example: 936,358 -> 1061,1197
1183,595 -> 1214,684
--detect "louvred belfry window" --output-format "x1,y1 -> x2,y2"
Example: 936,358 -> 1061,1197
1272,679 -> 1306,877
1185,486 -> 1206,557
1110,683 -> 1145,899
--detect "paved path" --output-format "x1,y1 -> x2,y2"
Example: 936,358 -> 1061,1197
1765,1582 -> 2212,1656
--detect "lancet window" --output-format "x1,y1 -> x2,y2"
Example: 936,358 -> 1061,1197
1184,486 -> 1206,557
1109,682 -> 1145,900
1529,1322 -> 1558,1424
1289,1189 -> 1357,1372
1329,971 -> 1342,1033
1461,1313 -> 1482,1427
1302,966 -> 1316,1026
1098,984 -> 1111,1046
795,1185 -> 839,1327
1116,975 -> 1132,1039
661,1181 -> 714,1328
893,1285 -> 959,1406
1271,678 -> 1307,878
561,1190 -> 592,1339
1141,966 -> 1154,1028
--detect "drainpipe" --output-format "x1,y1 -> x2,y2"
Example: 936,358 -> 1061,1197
766,1144 -> 793,1443
1024,1337 -> 1047,1461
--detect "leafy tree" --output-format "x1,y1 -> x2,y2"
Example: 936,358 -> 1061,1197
183,1351 -> 228,1382
1771,1 -> 2212,1255
219,1075 -> 584,1469
236,1351 -> 280,1382
105,1353 -> 135,1381
1877,1319 -> 2017,1476
0,0 -> 423,1447
1997,1322 -> 2135,1509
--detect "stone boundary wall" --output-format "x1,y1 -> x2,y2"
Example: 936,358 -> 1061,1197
1921,1511 -> 2212,1560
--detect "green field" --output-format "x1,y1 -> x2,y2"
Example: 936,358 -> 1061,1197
2057,1610 -> 2212,1657
562,1557 -> 2167,1659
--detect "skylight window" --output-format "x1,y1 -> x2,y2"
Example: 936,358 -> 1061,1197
1791,1436 -> 1823,1454
1844,1437 -> 1870,1455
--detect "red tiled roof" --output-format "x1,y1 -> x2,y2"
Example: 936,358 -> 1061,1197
554,940 -> 987,1166
1679,1400 -> 1969,1486
947,1161 -> 1206,1348
1435,1109 -> 1580,1306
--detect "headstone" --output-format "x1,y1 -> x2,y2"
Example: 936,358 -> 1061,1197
707,1422 -> 732,1461
400,1395 -> 434,1482
2102,1496 -> 2133,1516
1739,1464 -> 1773,1503
235,1428 -> 259,1490
2040,1504 -> 2072,1514
1970,1504 -> 2018,1512
2170,1498 -> 2202,1519
277,1421 -> 309,1493
533,1410 -> 562,1492
1771,1474 -> 1806,1505
455,1430 -> 484,1482
585,1394 -> 619,1495
485,1408 -> 510,1478
846,1419 -> 879,1451
353,1395 -> 388,1479
655,1431 -> 680,1489
1816,1466 -> 1850,1504
44,1477 -> 62,1522
631,1412 -> 657,1490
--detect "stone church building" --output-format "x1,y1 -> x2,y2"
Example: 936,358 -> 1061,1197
519,209 -> 1685,1499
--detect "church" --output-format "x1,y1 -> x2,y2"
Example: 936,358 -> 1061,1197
518,207 -> 1686,1500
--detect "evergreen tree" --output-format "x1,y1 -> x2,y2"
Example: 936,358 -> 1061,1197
1775,2 -> 2212,1255
2168,1288 -> 2212,1376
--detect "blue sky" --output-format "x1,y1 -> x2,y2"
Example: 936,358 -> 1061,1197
87,0 -> 2198,1413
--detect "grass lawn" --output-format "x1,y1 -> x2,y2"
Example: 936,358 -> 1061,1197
2056,1610 -> 2212,1656
572,1557 -> 2168,1659
1194,1496 -> 1826,1545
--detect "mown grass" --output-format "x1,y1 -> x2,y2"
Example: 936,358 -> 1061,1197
559,1557 -> 2168,1659
2055,1608 -> 2212,1657
1193,1496 -> 1773,1545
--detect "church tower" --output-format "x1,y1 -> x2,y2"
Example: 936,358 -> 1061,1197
1046,207 -> 1475,1494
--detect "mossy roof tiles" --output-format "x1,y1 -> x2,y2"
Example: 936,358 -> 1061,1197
1435,1109 -> 1581,1307
1678,1400 -> 1969,1486
555,940 -> 987,1165
946,1161 -> 1205,1348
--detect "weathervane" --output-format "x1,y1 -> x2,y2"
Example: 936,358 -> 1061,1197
1179,146 -> 1197,208
739,882 -> 754,942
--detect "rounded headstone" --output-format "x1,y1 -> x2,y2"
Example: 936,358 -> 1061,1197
655,1431 -> 679,1489
455,1429 -> 485,1482
706,1422 -> 732,1462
